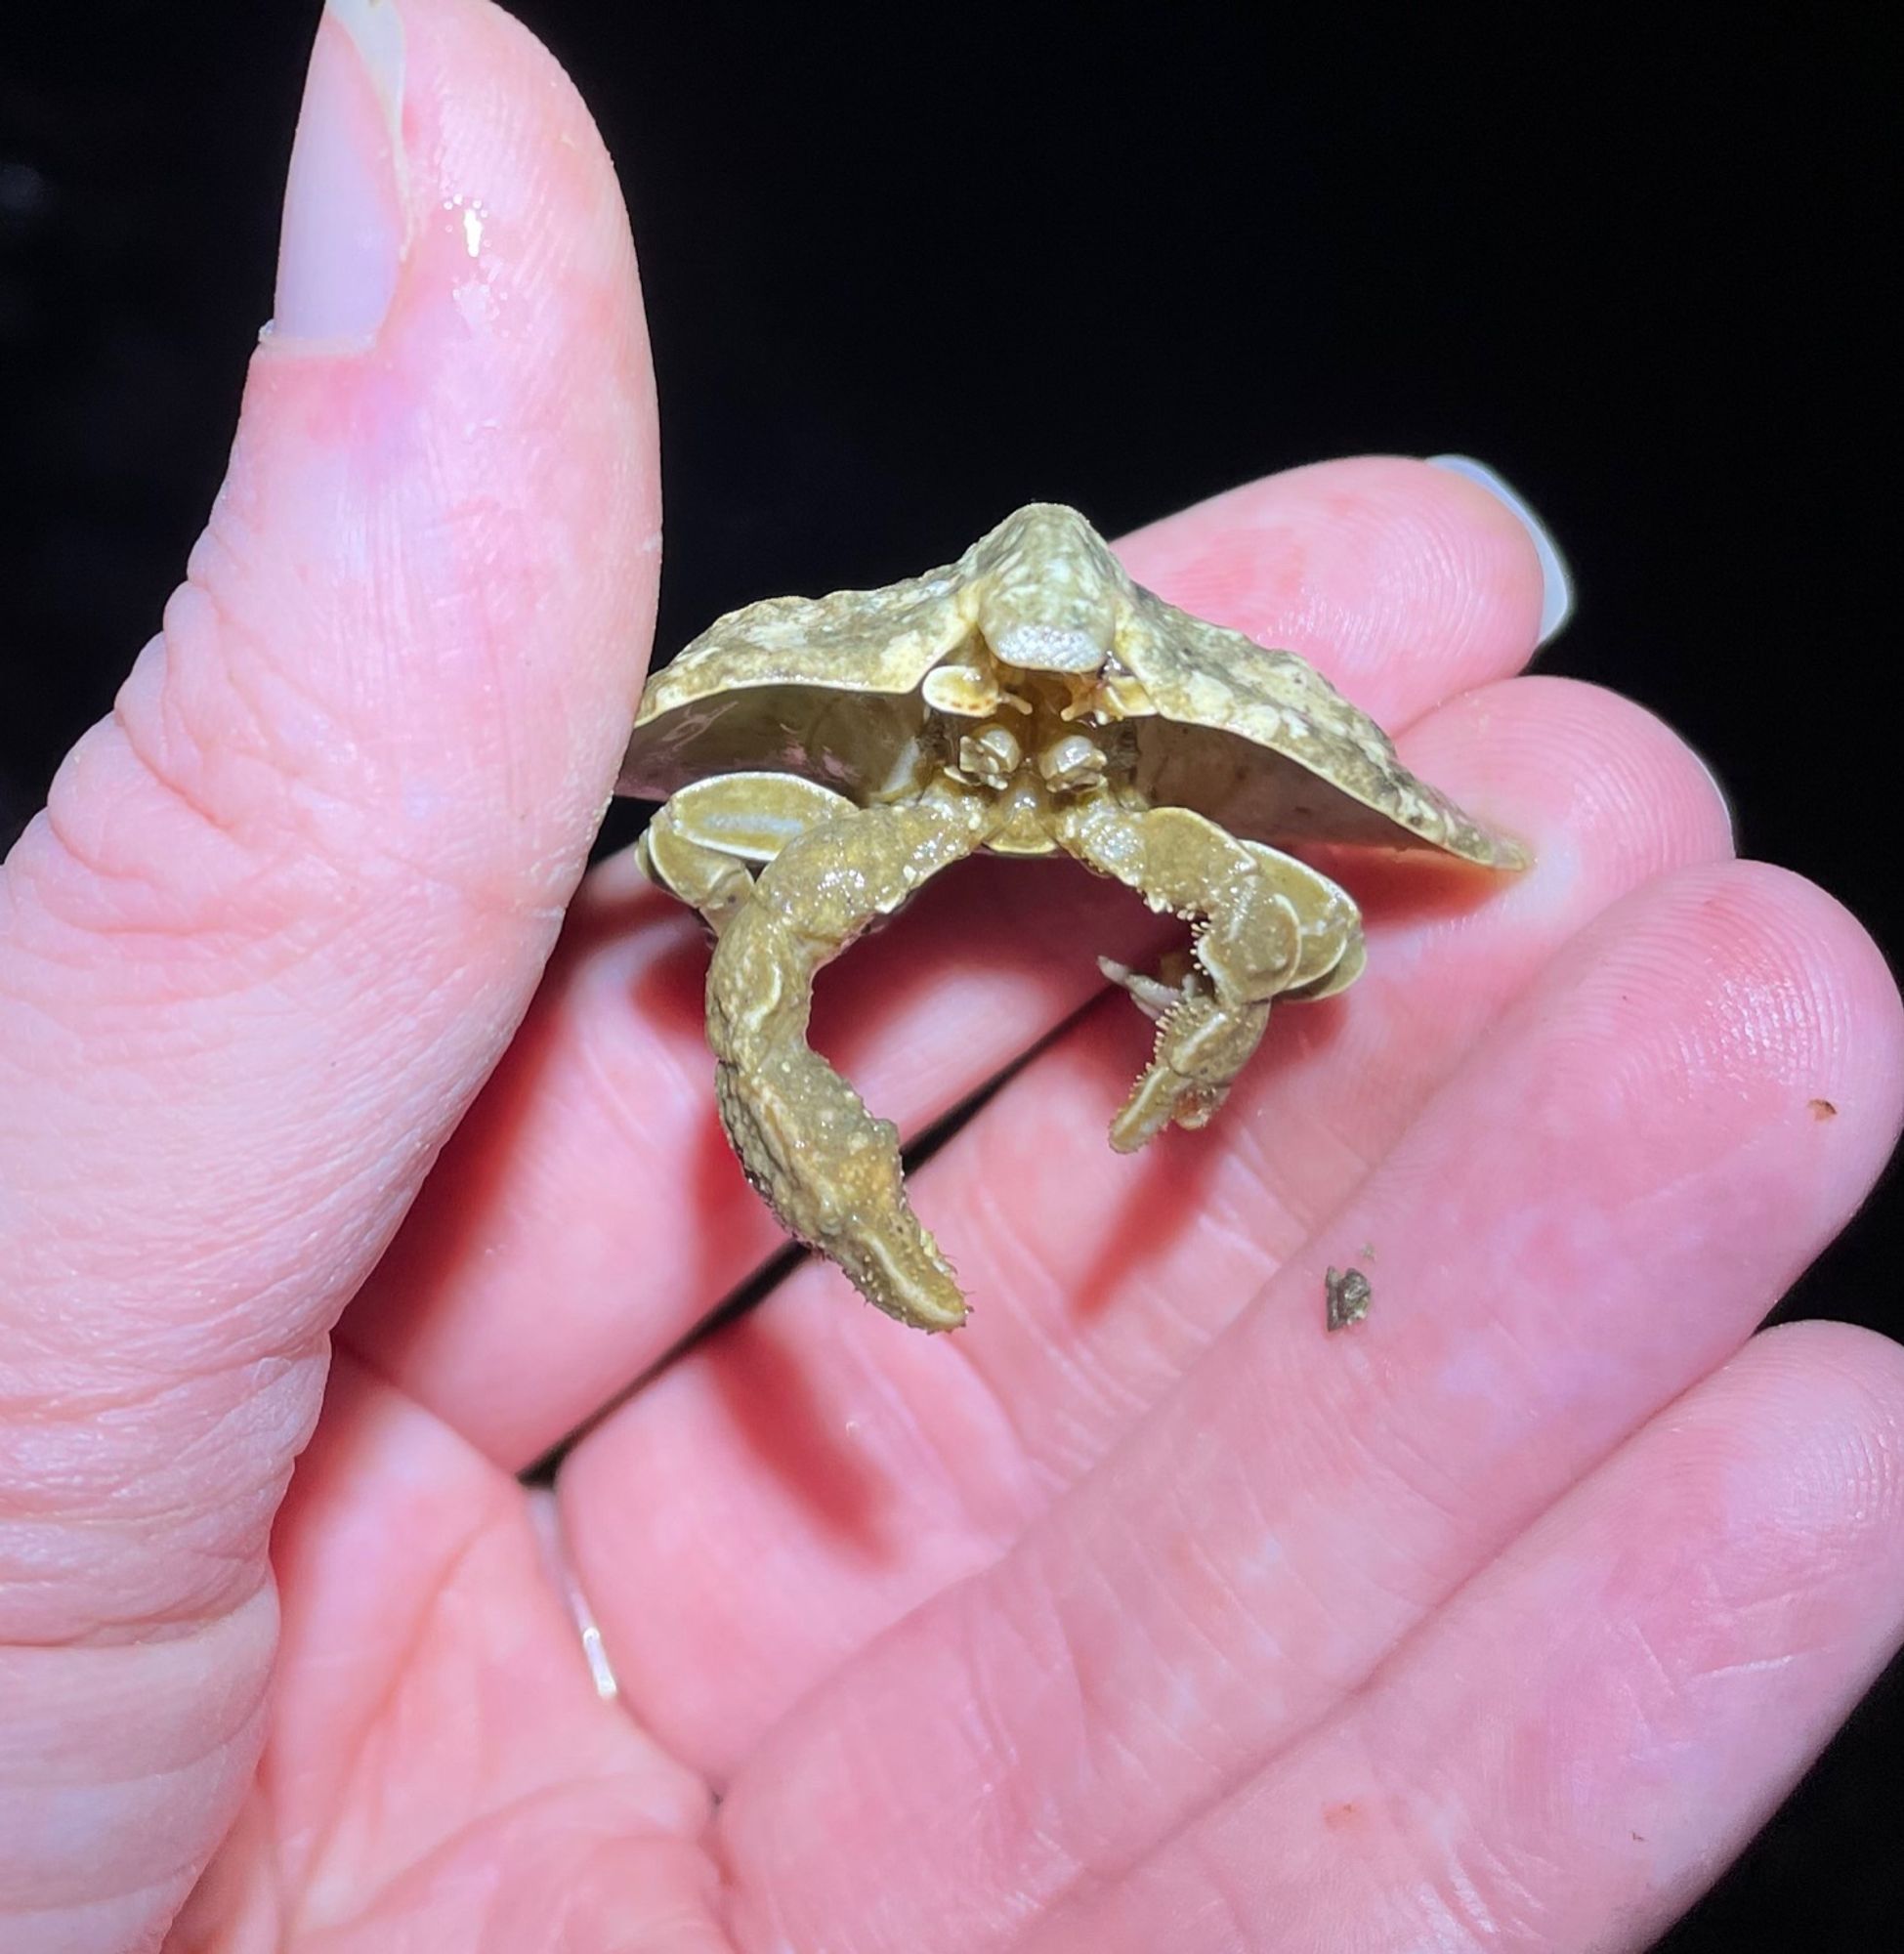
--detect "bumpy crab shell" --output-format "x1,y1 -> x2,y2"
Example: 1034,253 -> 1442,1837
618,502 -> 1523,869
615,503 -> 1525,1336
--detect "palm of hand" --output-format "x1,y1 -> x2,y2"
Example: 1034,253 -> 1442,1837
9,5 -> 1901,1952
175,750 -> 1901,1954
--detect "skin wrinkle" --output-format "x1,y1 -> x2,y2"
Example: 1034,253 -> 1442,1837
0,1353 -> 305,1513
31,708 -> 543,1008
833,1313 -> 1041,1556
1423,1854 -> 1509,1949
1122,1495 -> 1278,1781
1690,1651 -> 1808,1685
564,947 -> 720,1168
129,585 -> 301,840
1345,1344 -> 1554,1557
0,1345 -> 321,1643
0,864 -> 340,1004
285,1497 -> 511,1934
12,1713 -> 271,1907
999,1536 -> 1254,1909
0,1602 -> 272,1774
941,1179 -> 1139,1499
955,1079 -> 1269,1468
5,1873 -> 200,1938
105,505 -> 598,950
1078,1274 -> 1220,1423
1174,1824 -> 1270,1954
1065,1518 -> 1229,1805
953,1572 -> 1089,1912
28,1160 -> 373,1349
1414,1727 -> 1636,1945
0,1338 -> 277,1421
32,750 -> 328,960
2,1508 -> 282,1649
163,564 -> 372,820
9,895 -> 520,1337
297,1779 -> 703,1949
1028,1340 -> 1155,1492
1398,1745 -> 1560,1953
1222,1088 -> 1376,1242
1037,1729 -> 1516,1954
1152,1478 -> 1373,1774
152,583 -> 449,909
0,1673 -> 274,1931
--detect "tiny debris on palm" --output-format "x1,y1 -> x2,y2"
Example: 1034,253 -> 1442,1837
1325,1265 -> 1374,1333
618,504 -> 1525,1334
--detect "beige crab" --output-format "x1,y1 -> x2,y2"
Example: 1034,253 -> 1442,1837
617,504 -> 1524,1334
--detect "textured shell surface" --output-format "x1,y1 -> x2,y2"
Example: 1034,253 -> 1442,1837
616,503 -> 1523,864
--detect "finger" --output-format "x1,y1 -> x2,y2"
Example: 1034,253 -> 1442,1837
1118,452 -> 1571,719
700,863 -> 1902,1953
1020,1322 -> 1904,1954
170,1357 -> 717,1950
0,0 -> 652,1934
561,673 -> 1737,1773
346,453 -> 1559,1465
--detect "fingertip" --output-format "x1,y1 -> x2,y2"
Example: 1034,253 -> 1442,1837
170,0 -> 659,899
1714,861 -> 1904,1140
1424,454 -> 1574,647
1509,858 -> 1904,1254
1724,1320 -> 1904,1547
270,0 -> 643,352
1113,454 -> 1557,724
1394,675 -> 1739,905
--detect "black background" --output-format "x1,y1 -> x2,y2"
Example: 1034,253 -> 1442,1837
1,4 -> 1897,1944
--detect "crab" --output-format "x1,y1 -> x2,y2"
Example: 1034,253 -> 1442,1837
617,504 -> 1524,1333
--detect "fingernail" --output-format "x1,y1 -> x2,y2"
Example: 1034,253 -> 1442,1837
1426,454 -> 1575,647
271,0 -> 409,346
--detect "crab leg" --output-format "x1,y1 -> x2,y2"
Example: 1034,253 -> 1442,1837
704,781 -> 994,1332
1052,800 -> 1362,1151
637,771 -> 861,934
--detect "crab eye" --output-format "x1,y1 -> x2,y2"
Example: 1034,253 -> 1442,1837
958,724 -> 1024,788
1037,733 -> 1106,790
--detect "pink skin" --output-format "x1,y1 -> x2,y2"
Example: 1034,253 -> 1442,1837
1,6 -> 1900,1952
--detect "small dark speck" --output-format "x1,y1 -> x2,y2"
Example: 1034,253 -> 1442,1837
1808,1098 -> 1839,1122
1326,1265 -> 1372,1333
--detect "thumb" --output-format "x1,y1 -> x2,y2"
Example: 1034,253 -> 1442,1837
0,0 -> 655,1942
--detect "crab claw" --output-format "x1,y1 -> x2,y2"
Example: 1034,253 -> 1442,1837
1107,993 -> 1274,1152
701,783 -> 992,1333
1094,950 -> 1188,1024
1098,952 -> 1203,1023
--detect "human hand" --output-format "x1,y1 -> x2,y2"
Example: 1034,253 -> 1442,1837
6,4 -> 1901,1950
